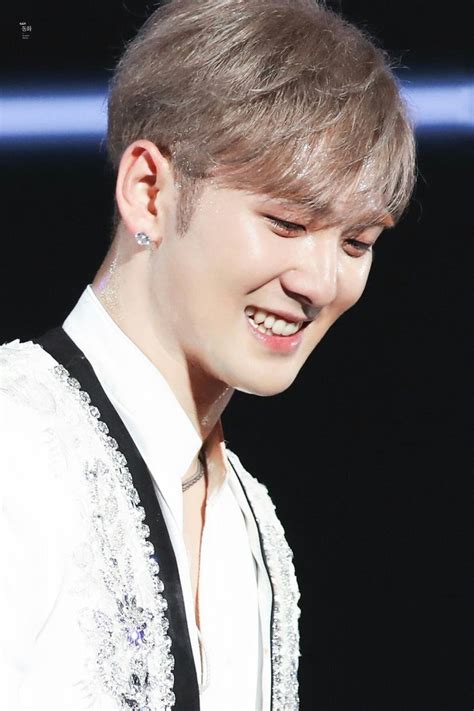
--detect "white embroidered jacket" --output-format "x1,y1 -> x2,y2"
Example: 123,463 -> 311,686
0,336 -> 300,710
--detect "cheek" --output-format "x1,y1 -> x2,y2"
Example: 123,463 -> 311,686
201,222 -> 270,292
334,258 -> 372,314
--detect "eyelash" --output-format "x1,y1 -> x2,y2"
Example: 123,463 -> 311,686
265,216 -> 374,258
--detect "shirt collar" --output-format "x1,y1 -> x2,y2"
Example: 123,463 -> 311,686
62,285 -> 227,529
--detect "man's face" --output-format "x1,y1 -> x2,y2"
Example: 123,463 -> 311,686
151,181 -> 384,396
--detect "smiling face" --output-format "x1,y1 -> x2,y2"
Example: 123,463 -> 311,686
149,179 -> 386,397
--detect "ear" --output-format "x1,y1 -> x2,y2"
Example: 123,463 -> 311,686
115,139 -> 174,243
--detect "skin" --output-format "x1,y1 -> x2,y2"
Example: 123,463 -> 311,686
92,139 -> 389,624
93,139 -> 387,441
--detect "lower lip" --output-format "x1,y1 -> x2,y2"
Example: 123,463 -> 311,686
245,315 -> 305,353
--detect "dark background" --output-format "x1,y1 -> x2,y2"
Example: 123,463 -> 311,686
2,2 -> 472,709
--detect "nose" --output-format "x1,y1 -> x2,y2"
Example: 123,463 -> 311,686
280,231 -> 339,310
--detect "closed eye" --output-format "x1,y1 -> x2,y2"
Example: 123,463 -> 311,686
266,215 -> 377,259
344,238 -> 375,259
265,215 -> 305,235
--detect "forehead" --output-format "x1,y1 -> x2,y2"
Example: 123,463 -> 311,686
211,158 -> 397,228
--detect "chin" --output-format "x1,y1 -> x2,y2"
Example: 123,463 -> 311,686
232,371 -> 298,397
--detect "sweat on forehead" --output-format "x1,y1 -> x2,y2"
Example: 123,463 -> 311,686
208,127 -> 406,228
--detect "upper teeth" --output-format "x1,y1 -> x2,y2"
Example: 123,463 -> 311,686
245,306 -> 303,336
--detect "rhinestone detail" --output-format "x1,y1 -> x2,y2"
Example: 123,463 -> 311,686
227,451 -> 301,711
135,231 -> 151,246
51,363 -> 175,710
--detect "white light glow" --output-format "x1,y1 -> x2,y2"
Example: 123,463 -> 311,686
0,79 -> 472,146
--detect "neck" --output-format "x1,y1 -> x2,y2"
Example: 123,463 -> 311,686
91,238 -> 234,442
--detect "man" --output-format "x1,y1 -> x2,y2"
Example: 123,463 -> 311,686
0,0 -> 415,709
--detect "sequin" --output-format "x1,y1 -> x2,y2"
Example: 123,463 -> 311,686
1,341 -> 301,710
52,363 -> 176,710
52,361 -> 301,710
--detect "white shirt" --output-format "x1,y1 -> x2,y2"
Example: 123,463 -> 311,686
62,285 -> 272,710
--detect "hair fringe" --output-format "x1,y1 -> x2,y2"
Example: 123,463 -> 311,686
106,0 -> 416,237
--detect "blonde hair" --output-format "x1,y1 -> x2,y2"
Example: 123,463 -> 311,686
106,0 -> 416,237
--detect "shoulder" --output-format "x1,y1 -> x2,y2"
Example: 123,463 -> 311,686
0,336 -> 92,443
0,341 -> 83,640
0,338 -> 57,463
0,337 -> 90,538
0,335 -> 84,506
0,338 -> 77,470
0,337 -> 60,416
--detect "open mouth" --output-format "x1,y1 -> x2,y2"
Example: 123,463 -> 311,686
244,305 -> 309,337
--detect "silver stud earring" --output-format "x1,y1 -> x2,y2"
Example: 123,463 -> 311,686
134,231 -> 151,246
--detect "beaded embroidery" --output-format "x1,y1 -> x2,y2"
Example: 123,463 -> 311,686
227,451 -> 301,711
51,363 -> 176,710
1,340 -> 301,710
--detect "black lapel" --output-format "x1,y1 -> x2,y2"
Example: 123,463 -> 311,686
32,326 -> 200,711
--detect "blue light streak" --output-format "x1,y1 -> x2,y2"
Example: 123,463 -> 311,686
0,78 -> 472,147
401,78 -> 473,132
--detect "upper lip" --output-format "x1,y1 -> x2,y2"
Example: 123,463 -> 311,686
247,305 -> 313,324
